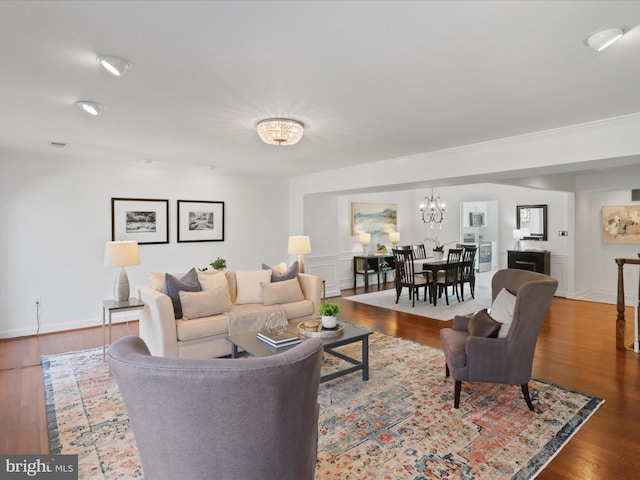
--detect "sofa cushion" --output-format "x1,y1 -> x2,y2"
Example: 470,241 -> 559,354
175,313 -> 229,341
490,288 -> 517,338
149,272 -> 166,292
180,286 -> 232,320
263,261 -> 299,282
235,270 -> 272,305
467,308 -> 502,338
261,278 -> 305,306
197,270 -> 229,291
165,268 -> 201,319
262,262 -> 287,275
281,300 -> 315,321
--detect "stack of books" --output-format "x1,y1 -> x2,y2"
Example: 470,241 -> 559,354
256,325 -> 301,349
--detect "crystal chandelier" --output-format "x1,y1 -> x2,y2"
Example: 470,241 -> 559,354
420,188 -> 446,228
257,118 -> 304,146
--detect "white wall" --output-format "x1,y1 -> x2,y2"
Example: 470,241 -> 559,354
0,156 -> 290,337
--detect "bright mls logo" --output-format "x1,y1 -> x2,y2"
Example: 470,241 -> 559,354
1,455 -> 77,479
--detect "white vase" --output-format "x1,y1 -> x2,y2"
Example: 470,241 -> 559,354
433,250 -> 444,260
321,315 -> 337,329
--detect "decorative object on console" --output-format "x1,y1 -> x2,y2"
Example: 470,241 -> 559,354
352,202 -> 397,235
104,241 -> 140,302
389,231 -> 400,246
420,188 -> 445,228
288,236 -> 311,273
359,232 -> 371,255
256,118 -> 304,145
319,301 -> 340,329
512,228 -> 529,251
177,200 -> 224,242
375,243 -> 387,254
111,197 -> 169,244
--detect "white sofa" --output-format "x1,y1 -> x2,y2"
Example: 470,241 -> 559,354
136,269 -> 323,359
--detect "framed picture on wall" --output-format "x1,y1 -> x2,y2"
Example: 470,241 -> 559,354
111,197 -> 169,244
177,200 -> 225,242
351,202 -> 397,235
602,205 -> 640,244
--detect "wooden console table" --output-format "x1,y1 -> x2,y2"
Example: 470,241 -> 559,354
353,254 -> 395,291
615,256 -> 640,350
507,250 -> 550,275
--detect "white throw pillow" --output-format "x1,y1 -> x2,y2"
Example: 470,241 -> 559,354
235,270 -> 272,304
149,272 -> 166,292
261,278 -> 305,306
490,288 -> 517,338
179,287 -> 231,320
197,270 -> 229,291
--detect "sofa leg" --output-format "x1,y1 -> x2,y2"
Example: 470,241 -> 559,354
522,383 -> 534,411
454,380 -> 461,408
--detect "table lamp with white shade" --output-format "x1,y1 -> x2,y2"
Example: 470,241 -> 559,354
288,235 -> 311,273
104,241 -> 140,301
389,231 -> 400,246
359,232 -> 371,255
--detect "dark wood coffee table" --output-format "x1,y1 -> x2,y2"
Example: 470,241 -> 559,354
227,322 -> 372,383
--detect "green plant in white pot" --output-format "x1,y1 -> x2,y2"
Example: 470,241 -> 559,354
210,257 -> 226,270
319,301 -> 340,329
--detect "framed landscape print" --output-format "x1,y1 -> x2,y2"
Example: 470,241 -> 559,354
111,198 -> 169,244
177,200 -> 225,242
602,205 -> 640,244
352,202 -> 397,235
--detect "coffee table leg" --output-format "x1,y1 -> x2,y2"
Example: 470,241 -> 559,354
362,335 -> 369,381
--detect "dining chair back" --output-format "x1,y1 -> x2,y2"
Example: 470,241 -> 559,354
411,244 -> 427,259
459,245 -> 477,301
392,248 -> 430,307
435,248 -> 463,305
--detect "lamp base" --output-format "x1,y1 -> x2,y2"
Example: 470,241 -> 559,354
297,255 -> 305,274
114,267 -> 130,302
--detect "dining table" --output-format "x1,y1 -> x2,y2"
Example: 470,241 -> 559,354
413,257 -> 456,306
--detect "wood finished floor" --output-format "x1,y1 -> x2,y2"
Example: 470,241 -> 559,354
1,287 -> 639,479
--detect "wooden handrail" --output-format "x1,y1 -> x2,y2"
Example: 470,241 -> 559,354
615,255 -> 640,350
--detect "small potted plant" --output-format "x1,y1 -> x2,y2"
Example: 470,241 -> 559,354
319,301 -> 340,329
210,257 -> 227,270
376,243 -> 387,254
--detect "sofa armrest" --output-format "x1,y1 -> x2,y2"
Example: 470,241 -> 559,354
137,286 -> 179,357
297,273 -> 322,320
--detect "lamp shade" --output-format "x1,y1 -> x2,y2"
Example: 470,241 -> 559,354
512,229 -> 523,240
104,241 -> 140,267
359,232 -> 371,246
288,236 -> 311,255
389,232 -> 400,243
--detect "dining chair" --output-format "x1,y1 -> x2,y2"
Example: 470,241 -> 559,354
459,245 -> 477,301
392,248 -> 431,307
435,248 -> 463,306
411,244 -> 427,259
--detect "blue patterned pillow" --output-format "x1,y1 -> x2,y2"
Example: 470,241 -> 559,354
164,268 -> 201,319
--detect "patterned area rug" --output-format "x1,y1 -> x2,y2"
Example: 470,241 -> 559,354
43,333 -> 603,479
344,282 -> 492,320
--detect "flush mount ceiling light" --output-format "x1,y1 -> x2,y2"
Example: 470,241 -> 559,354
256,118 -> 304,146
583,27 -> 628,51
97,55 -> 133,76
76,101 -> 103,116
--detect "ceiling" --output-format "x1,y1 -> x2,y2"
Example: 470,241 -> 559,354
1,1 -> 639,179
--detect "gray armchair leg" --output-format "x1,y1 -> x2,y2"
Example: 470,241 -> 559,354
521,384 -> 534,411
454,380 -> 461,408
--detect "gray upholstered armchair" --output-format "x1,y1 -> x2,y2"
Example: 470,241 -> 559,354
107,336 -> 324,480
440,269 -> 558,410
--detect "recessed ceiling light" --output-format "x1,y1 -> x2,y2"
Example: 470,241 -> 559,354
76,101 -> 103,116
584,26 -> 628,51
97,55 -> 133,76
